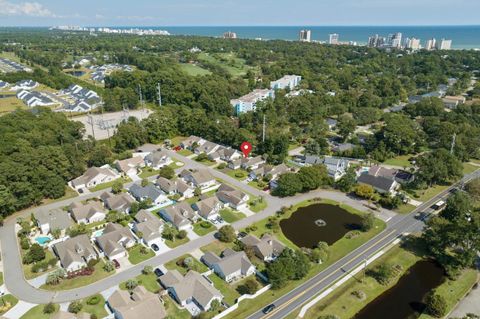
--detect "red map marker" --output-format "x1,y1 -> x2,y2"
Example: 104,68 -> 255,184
240,141 -> 252,158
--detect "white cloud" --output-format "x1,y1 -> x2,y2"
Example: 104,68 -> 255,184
0,0 -> 56,17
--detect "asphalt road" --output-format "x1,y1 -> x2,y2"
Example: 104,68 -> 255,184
0,150 -> 396,304
248,170 -> 480,319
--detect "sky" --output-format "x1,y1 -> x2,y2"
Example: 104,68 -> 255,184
0,0 -> 479,27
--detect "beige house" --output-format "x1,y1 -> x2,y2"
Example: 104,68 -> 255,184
144,150 -> 173,169
53,234 -> 98,272
180,169 -> 217,190
107,286 -> 167,319
100,192 -> 136,214
216,184 -> 249,210
69,201 -> 106,224
159,202 -> 196,230
156,177 -> 194,199
202,248 -> 256,282
70,166 -> 120,190
115,156 -> 145,175
96,223 -> 136,260
240,234 -> 286,262
193,196 -> 223,220
159,270 -> 223,311
34,209 -> 73,235
133,210 -> 164,247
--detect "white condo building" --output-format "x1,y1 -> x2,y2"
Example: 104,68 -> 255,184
230,89 -> 275,114
406,38 -> 421,50
299,29 -> 311,42
270,75 -> 302,90
329,33 -> 339,45
437,38 -> 452,50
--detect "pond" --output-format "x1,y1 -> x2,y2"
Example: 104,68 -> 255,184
354,260 -> 446,319
67,70 -> 85,77
279,203 -> 363,248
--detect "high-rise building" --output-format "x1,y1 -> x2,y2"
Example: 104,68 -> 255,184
299,29 -> 311,42
367,34 -> 385,48
425,38 -> 436,50
388,32 -> 402,48
329,33 -> 339,45
437,38 -> 452,50
406,37 -> 421,50
223,31 -> 237,39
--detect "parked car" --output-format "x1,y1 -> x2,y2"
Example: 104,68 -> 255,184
154,268 -> 164,277
151,244 -> 159,252
112,259 -> 120,269
237,231 -> 248,239
263,304 -> 276,314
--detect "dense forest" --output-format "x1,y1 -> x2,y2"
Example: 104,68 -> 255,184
0,29 -> 480,216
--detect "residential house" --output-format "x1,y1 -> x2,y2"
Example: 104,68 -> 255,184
249,164 -> 289,182
34,209 -> 73,235
181,135 -> 206,150
357,173 -> 399,194
194,141 -> 221,156
241,156 -> 266,170
69,201 -> 106,224
332,143 -> 355,153
159,270 -> 223,312
115,156 -> 145,176
0,81 -> 9,90
62,100 -> 96,112
216,184 -> 249,210
304,155 -> 323,165
10,79 -> 38,91
230,89 -> 275,114
95,223 -> 136,260
322,157 -> 350,181
144,150 -> 173,169
133,210 -> 164,246
240,234 -> 286,262
326,118 -> 338,130
100,192 -> 136,214
202,249 -> 255,282
16,90 -> 56,107
159,202 -> 196,230
209,146 -> 241,162
369,165 -> 413,185
193,196 -> 223,220
270,75 -> 302,90
442,95 -> 466,109
70,166 -> 120,190
156,177 -> 195,199
129,183 -> 170,207
52,235 -> 98,272
180,169 -> 218,190
228,158 -> 243,170
107,286 -> 167,319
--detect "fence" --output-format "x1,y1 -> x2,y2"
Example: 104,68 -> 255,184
212,284 -> 272,319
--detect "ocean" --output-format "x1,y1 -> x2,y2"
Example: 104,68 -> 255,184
156,26 -> 480,49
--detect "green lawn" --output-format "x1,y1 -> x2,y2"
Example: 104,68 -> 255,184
0,295 -> 19,315
128,244 -> 155,265
169,136 -> 187,147
225,200 -> 386,319
138,167 -> 160,179
179,63 -> 212,76
414,184 -> 450,202
200,241 -> 234,256
0,96 -> 27,114
20,304 -> 60,319
164,236 -> 190,249
463,162 -> 478,175
198,52 -> 256,77
40,186 -> 78,205
177,149 -> 193,156
193,221 -> 216,236
394,203 -> 416,214
89,177 -> 132,192
223,168 -> 248,181
248,180 -> 267,190
219,209 -> 246,223
0,272 -> 3,286
40,261 -> 112,291
80,294 -> 108,318
383,154 -> 413,168
120,272 -> 161,293
248,197 -> 268,213
22,249 -> 58,280
193,155 -> 217,166
163,295 -> 191,319
208,273 -> 241,305
165,254 -> 209,275
168,159 -> 185,169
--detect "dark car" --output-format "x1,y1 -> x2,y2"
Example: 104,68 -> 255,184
237,231 -> 248,239
151,244 -> 159,252
154,268 -> 164,277
112,259 -> 120,269
263,304 -> 276,314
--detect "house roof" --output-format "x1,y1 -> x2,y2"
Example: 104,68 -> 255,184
368,165 -> 398,180
240,234 -> 285,260
358,173 -> 397,192
34,209 -> 73,231
205,249 -> 254,278
242,156 -> 264,167
96,223 -> 135,256
145,150 -> 170,167
129,183 -> 164,202
216,184 -> 248,206
71,166 -> 118,188
116,156 -> 144,173
108,286 -> 166,319
161,270 -> 223,309
136,143 -> 160,153
101,192 -> 136,211
69,201 -> 106,221
194,196 -> 222,218
181,135 -> 204,147
134,210 -> 163,242
180,169 -> 215,185
53,234 -> 96,269
162,202 -> 195,228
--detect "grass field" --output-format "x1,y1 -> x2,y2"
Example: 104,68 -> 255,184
20,304 -> 60,319
179,63 -> 212,76
383,155 -> 413,168
463,162 -> 478,175
208,273 -> 241,305
200,241 -> 234,256
414,184 -> 450,202
138,167 -> 160,179
248,196 -> 268,213
177,149 -> 193,156
80,294 -> 109,318
193,221 -> 216,236
120,272 -> 161,293
395,203 -> 416,214
222,168 -> 248,181
128,245 -> 155,265
0,96 -> 27,114
40,261 -> 112,291
198,52 -> 257,77
165,254 -> 209,275
219,209 -> 246,223
165,236 -> 190,249
0,272 -> 3,286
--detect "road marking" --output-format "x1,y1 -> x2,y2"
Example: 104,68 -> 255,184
259,229 -> 398,319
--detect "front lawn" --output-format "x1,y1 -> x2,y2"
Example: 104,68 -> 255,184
164,236 -> 189,249
120,273 -> 161,293
200,241 -> 234,256
40,261 -> 112,291
22,249 -> 58,280
414,184 -> 450,202
224,168 -> 248,181
177,149 -> 193,156
0,295 -> 18,315
165,254 -> 209,275
138,167 -> 159,179
394,203 -> 416,214
81,294 -> 108,318
20,304 -> 60,319
193,156 -> 217,166
248,196 -> 268,213
219,209 -> 246,223
208,273 -> 240,305
89,176 -> 132,192
128,244 -> 155,265
193,221 -> 216,236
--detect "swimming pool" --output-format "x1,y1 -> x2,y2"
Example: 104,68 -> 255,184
35,236 -> 51,245
93,229 -> 104,238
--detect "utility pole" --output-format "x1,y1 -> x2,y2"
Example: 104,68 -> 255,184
88,112 -> 96,140
262,114 -> 266,143
450,132 -> 457,155
138,84 -> 145,113
157,82 -> 162,107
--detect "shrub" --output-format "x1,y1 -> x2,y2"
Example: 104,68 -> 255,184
425,293 -> 447,318
200,221 -> 211,228
367,264 -> 397,285
103,261 -> 115,272
235,172 -> 245,178
143,265 -> 153,275
125,279 -> 138,290
86,295 -> 101,305
87,258 -> 99,268
68,301 -> 83,314
43,302 -> 56,314
217,225 -> 236,243
90,315 -> 98,319
20,237 -> 30,250
159,166 -> 175,179
177,230 -> 187,239
236,278 -> 259,295
217,163 -> 227,169
351,290 -> 366,300
360,213 -> 375,232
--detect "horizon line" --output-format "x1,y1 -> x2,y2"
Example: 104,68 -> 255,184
2,24 -> 480,28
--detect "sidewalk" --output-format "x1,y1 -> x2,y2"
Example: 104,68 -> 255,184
3,300 -> 36,319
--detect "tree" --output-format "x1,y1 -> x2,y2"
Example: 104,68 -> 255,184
425,293 -> 447,318
267,249 -> 311,289
125,279 -> 138,291
43,303 -> 56,314
23,243 -> 46,264
273,173 -> 303,197
51,228 -> 61,239
159,165 -> 175,179
162,224 -> 178,241
337,115 -> 356,141
194,187 -> 202,197
360,213 -> 376,232
310,242 -> 330,264
217,225 -> 236,243
298,165 -> 329,192
177,230 -> 187,239
68,301 -> 83,314
237,278 -> 259,295
103,261 -> 115,272
367,263 -> 396,285
415,149 -> 462,187
465,178 -> 480,202
336,167 -> 357,192
141,178 -> 149,187
354,184 -> 375,200
143,265 -> 153,275
111,180 -> 123,194
196,152 -> 208,162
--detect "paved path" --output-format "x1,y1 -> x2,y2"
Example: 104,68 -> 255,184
0,150 -> 398,304
449,281 -> 480,318
3,300 -> 36,319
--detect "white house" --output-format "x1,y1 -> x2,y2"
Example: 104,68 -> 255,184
10,79 -> 38,91
96,223 -> 136,260
192,197 -> 223,220
70,165 -> 120,190
69,201 -> 106,224
180,169 -> 218,191
144,150 -> 172,169
270,75 -> 302,90
201,249 -> 256,283
129,183 -> 170,207
133,210 -> 164,247
230,89 -> 275,114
